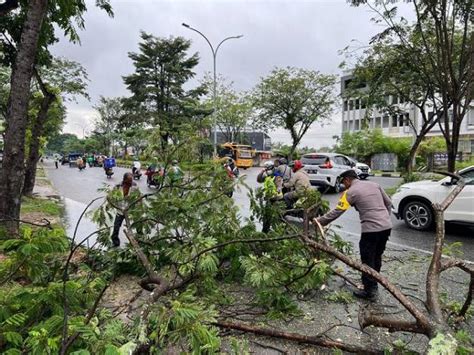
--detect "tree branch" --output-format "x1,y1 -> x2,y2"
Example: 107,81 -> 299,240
214,320 -> 383,354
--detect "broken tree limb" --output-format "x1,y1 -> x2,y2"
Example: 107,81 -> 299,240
358,309 -> 426,335
300,231 -> 433,336
214,320 -> 384,354
459,275 -> 473,318
427,178 -> 465,323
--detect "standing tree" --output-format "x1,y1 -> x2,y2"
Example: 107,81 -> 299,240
252,67 -> 336,157
345,39 -> 444,174
349,0 -> 473,172
0,0 -> 113,231
123,32 -> 205,151
93,96 -> 124,156
22,58 -> 89,196
202,75 -> 251,143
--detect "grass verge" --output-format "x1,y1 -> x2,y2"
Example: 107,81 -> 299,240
21,196 -> 62,217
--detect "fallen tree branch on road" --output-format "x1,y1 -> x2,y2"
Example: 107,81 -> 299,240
214,320 -> 384,354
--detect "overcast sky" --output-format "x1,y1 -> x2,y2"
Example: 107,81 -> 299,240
51,0 -> 414,148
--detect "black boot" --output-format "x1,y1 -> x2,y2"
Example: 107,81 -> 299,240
353,287 -> 378,301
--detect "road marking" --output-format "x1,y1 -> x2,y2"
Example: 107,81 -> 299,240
337,229 -> 474,265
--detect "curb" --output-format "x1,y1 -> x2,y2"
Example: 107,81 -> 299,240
372,173 -> 402,178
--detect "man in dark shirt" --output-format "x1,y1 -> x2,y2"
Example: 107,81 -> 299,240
110,172 -> 139,247
317,169 -> 392,300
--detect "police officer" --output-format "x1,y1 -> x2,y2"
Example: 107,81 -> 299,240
316,169 -> 392,300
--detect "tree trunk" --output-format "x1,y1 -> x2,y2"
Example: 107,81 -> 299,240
0,0 -> 48,232
22,92 -> 55,196
446,111 -> 461,173
405,134 -> 424,174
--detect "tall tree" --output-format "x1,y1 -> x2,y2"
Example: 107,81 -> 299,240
93,96 -> 124,156
252,67 -> 336,156
22,58 -> 89,196
0,0 -> 112,230
349,0 -> 473,172
346,37 -> 443,173
0,0 -> 48,231
123,32 -> 204,151
202,75 -> 251,143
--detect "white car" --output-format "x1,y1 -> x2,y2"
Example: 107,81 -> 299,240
391,166 -> 474,230
301,153 -> 360,193
349,158 -> 371,179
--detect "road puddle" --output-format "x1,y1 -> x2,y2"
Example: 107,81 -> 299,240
63,197 -> 112,248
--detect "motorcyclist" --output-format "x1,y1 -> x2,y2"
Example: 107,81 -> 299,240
223,158 -> 239,197
87,155 -> 94,168
283,160 -> 311,209
256,161 -> 283,233
224,157 -> 239,178
77,157 -> 85,171
132,160 -> 142,178
273,157 -> 291,193
167,159 -> 183,184
104,156 -> 115,178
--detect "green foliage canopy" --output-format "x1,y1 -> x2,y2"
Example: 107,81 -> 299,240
252,67 -> 336,154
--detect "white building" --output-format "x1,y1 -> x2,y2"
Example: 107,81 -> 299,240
341,74 -> 474,155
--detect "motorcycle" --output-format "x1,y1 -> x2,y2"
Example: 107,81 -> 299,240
132,166 -> 142,180
105,167 -> 114,179
224,162 -> 239,197
145,165 -> 163,188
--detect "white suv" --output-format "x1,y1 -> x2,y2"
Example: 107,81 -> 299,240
391,166 -> 474,230
301,153 -> 356,193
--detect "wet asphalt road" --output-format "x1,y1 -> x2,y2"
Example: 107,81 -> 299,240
43,160 -> 474,261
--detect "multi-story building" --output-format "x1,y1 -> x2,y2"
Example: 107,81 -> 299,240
340,73 -> 474,155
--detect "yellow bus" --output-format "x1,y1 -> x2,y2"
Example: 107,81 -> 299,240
218,142 -> 255,169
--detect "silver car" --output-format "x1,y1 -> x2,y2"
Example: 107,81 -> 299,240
301,153 -> 356,193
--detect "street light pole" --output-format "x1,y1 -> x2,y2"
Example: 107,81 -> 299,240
182,23 -> 243,157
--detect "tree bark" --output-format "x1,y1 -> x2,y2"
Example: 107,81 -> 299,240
406,134 -> 424,174
426,178 -> 466,323
300,230 -> 434,335
22,83 -> 55,196
0,0 -> 48,232
214,320 -> 384,354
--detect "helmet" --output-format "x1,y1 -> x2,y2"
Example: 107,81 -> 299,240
263,161 -> 274,170
292,160 -> 304,171
278,157 -> 288,165
171,159 -> 178,165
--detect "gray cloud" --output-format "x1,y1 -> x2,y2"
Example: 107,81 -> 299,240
51,0 -> 414,148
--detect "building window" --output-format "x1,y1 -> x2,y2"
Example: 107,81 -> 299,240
361,99 -> 366,109
349,121 -> 353,130
343,100 -> 348,111
403,113 -> 410,127
392,115 -> 398,127
375,117 -> 381,128
383,116 -> 389,128
468,108 -> 474,125
354,120 -> 360,131
355,99 -> 360,110
398,114 -> 404,127
399,96 -> 406,104
349,100 -> 354,110
343,121 -> 348,131
385,95 -> 391,105
392,96 -> 399,105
